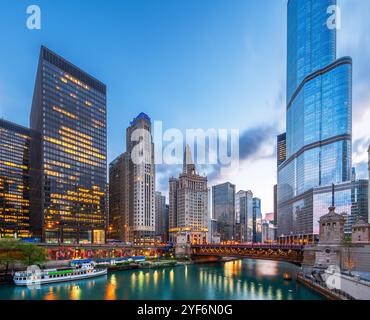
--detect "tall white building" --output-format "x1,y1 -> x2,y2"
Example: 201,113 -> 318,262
169,145 -> 209,244
109,113 -> 155,244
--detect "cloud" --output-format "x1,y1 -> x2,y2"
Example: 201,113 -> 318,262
353,136 -> 369,179
337,0 -> 370,180
239,125 -> 277,160
155,123 -> 278,197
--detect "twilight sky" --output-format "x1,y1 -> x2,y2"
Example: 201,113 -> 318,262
0,0 -> 369,214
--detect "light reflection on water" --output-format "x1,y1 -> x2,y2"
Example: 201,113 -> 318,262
0,259 -> 323,300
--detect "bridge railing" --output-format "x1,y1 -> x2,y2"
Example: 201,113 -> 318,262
191,243 -> 304,250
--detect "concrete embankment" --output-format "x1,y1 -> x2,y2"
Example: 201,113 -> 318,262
297,273 -> 351,300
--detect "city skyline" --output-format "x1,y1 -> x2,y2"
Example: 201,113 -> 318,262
0,0 -> 370,214
1,0 -> 370,303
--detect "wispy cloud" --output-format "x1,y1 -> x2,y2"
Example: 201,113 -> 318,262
155,123 -> 278,198
338,0 -> 370,178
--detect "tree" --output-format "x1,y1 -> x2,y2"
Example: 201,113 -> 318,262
0,239 -> 22,274
19,243 -> 48,267
341,235 -> 356,276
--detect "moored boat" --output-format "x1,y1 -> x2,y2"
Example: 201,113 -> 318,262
13,262 -> 107,286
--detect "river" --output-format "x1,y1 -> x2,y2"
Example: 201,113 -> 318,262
0,259 -> 323,300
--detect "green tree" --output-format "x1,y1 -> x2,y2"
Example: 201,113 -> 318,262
19,243 -> 48,267
0,239 -> 22,274
341,235 -> 356,276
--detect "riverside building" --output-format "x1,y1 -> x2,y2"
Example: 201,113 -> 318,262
0,119 -> 32,239
169,145 -> 209,244
276,0 -> 363,243
30,46 -> 107,244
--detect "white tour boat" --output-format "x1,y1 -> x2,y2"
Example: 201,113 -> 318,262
13,262 -> 107,286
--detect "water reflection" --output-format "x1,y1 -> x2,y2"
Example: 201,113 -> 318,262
69,284 -> 81,300
255,260 -> 279,277
0,259 -> 323,300
105,274 -> 117,300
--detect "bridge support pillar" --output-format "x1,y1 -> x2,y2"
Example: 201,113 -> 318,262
175,243 -> 192,259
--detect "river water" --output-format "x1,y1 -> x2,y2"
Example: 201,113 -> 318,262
0,259 -> 323,300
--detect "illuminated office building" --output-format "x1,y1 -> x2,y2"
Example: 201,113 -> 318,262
0,119 -> 32,239
30,46 -> 107,244
277,0 -> 353,241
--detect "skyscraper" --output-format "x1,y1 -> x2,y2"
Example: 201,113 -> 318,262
168,177 -> 179,242
168,146 -> 208,244
30,46 -> 107,244
124,113 -> 155,244
235,190 -> 253,242
277,133 -> 287,167
155,191 -> 167,242
273,184 -> 277,225
368,146 -> 370,222
277,0 -> 353,241
0,119 -> 32,239
108,153 -> 127,241
253,197 -> 262,243
212,182 -> 236,241
164,204 -> 169,242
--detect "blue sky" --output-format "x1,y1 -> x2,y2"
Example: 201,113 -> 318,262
0,0 -> 369,213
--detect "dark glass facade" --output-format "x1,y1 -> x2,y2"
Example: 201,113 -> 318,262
278,181 -> 368,242
0,120 -> 32,238
108,153 -> 127,241
155,192 -> 167,242
277,133 -> 286,166
277,0 -> 353,238
252,197 -> 262,243
235,190 -> 253,242
212,182 -> 235,241
30,46 -> 107,244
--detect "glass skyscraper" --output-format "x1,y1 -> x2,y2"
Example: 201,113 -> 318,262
277,0 -> 353,240
30,46 -> 107,244
235,190 -> 253,242
277,133 -> 287,167
212,182 -> 236,241
0,120 -> 32,239
252,197 -> 262,243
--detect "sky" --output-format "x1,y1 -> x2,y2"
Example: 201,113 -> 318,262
0,0 -> 369,214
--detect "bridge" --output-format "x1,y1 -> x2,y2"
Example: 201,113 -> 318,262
190,243 -> 305,264
37,243 -> 174,260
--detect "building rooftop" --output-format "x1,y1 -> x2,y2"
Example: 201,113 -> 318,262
130,112 -> 151,126
319,206 -> 346,223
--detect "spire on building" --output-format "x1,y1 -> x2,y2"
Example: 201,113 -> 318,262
330,183 -> 335,209
183,144 -> 196,175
